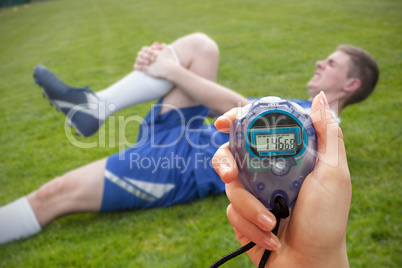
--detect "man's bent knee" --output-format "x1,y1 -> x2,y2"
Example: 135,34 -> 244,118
173,32 -> 219,63
188,32 -> 219,56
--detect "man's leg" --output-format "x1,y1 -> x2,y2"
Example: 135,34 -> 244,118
158,33 -> 220,114
33,45 -> 180,137
0,158 -> 107,244
34,67 -> 175,137
34,33 -> 219,136
97,32 -> 220,115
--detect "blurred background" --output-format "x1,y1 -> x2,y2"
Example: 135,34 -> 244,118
0,0 -> 400,266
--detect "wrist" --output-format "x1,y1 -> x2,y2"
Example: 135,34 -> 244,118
163,61 -> 182,82
303,244 -> 349,268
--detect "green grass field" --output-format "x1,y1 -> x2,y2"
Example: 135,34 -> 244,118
0,0 -> 401,267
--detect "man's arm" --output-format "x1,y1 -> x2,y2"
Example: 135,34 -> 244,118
165,61 -> 250,114
135,45 -> 251,115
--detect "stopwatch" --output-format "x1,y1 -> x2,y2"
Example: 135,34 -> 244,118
229,97 -> 317,210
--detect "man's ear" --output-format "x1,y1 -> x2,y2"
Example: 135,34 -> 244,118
344,78 -> 361,93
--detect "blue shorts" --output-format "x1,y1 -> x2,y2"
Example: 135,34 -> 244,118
100,100 -> 229,212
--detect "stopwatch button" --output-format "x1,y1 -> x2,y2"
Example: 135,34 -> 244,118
256,182 -> 265,191
235,132 -> 244,140
236,103 -> 252,120
306,127 -> 316,136
291,180 -> 301,190
291,102 -> 305,114
272,159 -> 290,176
260,96 -> 281,103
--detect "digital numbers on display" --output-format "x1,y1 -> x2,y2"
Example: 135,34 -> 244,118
255,133 -> 296,152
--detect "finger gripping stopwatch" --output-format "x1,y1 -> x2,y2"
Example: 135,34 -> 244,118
229,97 -> 318,210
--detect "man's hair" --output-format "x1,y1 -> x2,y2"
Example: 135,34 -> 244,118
337,45 -> 379,107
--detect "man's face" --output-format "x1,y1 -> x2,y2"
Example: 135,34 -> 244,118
307,50 -> 352,98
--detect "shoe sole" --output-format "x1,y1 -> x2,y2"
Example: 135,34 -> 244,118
35,74 -> 84,137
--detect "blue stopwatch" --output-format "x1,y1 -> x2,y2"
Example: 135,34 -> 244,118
229,97 -> 318,210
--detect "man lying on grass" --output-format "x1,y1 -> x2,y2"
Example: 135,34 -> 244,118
0,33 -> 378,247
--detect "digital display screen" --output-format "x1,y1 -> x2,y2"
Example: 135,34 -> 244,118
255,133 -> 297,152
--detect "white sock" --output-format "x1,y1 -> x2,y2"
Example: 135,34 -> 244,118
96,71 -> 174,119
95,46 -> 180,120
0,197 -> 41,245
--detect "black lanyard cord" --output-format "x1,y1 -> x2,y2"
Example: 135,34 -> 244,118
258,196 -> 289,267
209,241 -> 256,268
209,196 -> 289,268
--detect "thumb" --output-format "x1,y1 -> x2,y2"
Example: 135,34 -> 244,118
309,92 -> 345,167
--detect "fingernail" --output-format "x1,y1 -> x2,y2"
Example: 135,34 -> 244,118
221,164 -> 230,171
268,236 -> 281,250
264,236 -> 282,250
319,91 -> 328,107
257,214 -> 275,231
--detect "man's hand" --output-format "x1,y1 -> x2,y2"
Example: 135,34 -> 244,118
134,43 -> 177,79
212,92 -> 351,267
134,42 -> 162,69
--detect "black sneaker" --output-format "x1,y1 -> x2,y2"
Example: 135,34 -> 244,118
34,65 -> 103,137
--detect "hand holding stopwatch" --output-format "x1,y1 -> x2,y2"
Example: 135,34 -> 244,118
229,96 -> 317,210
210,97 -> 318,268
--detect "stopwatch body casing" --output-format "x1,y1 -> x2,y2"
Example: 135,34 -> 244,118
229,97 -> 317,210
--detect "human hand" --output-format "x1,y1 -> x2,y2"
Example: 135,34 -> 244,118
133,42 -> 163,69
212,92 -> 351,267
134,43 -> 177,78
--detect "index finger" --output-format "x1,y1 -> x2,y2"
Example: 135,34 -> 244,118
212,143 -> 238,183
